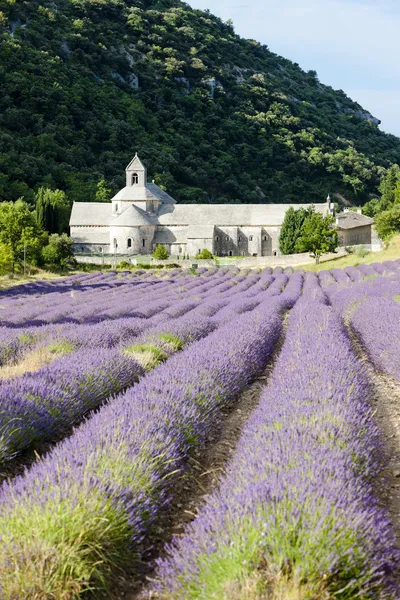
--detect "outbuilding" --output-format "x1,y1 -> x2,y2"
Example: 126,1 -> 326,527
336,212 -> 374,247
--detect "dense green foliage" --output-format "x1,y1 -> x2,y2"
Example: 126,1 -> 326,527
1,0 -> 400,209
0,199 -> 76,273
362,164 -> 400,239
375,206 -> 400,240
35,187 -> 71,233
152,243 -> 169,259
195,248 -> 213,259
0,199 -> 46,271
42,233 -> 76,268
363,165 -> 400,217
296,212 -> 338,263
279,206 -> 313,254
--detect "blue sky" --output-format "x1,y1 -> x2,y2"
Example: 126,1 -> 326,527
188,0 -> 400,137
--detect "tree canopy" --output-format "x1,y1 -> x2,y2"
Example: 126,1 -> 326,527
0,199 -> 46,271
0,0 -> 399,210
295,212 -> 338,263
279,206 -> 314,255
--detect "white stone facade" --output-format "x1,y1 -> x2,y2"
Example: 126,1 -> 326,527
70,154 -> 328,257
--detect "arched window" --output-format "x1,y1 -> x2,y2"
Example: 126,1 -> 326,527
263,235 -> 267,241
114,204 -> 118,212
229,250 -> 233,256
113,238 -> 118,249
238,236 -> 241,242
142,239 -> 145,247
127,238 -> 132,249
178,246 -> 182,253
249,235 -> 253,242
215,236 -> 219,242
225,236 -> 229,241
131,172 -> 139,185
99,247 -> 103,253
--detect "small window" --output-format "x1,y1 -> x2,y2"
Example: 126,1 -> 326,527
99,247 -> 103,253
114,204 -> 118,212
273,251 -> 277,257
127,238 -> 132,248
142,238 -> 145,247
225,236 -> 229,241
113,238 -> 118,249
131,172 -> 139,185
215,236 -> 219,242
178,246 -> 182,253
249,235 -> 253,242
263,236 -> 267,241
238,236 -> 241,242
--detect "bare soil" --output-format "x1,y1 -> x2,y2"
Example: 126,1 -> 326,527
100,317 -> 288,600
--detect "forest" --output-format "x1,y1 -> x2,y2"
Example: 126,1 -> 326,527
1,0 -> 400,210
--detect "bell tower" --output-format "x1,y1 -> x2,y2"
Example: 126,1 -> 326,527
126,153 -> 147,188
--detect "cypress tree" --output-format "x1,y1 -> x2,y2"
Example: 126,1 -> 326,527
279,206 -> 314,255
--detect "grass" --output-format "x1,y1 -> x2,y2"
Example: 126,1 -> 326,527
0,342 -> 75,380
300,235 -> 400,273
124,343 -> 169,371
0,269 -> 63,290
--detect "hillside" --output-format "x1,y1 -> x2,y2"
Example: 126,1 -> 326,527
1,0 -> 400,207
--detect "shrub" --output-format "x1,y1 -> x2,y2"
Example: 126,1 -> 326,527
152,244 -> 169,260
355,245 -> 370,258
42,234 -> 76,270
195,249 -> 214,259
116,261 -> 132,270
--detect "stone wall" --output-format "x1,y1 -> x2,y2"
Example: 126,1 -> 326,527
109,225 -> 155,255
213,226 -> 279,257
338,225 -> 372,246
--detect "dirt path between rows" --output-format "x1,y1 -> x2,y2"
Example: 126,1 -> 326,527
100,315 -> 288,600
348,327 -> 400,553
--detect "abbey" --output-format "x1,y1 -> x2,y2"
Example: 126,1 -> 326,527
70,154 -> 328,257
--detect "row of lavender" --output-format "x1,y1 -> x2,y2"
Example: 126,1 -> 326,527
0,295 -> 291,598
0,261 -> 399,596
0,271 -> 296,465
2,258 -> 400,329
154,297 -> 399,599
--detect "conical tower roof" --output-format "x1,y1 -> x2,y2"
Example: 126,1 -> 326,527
111,203 -> 156,226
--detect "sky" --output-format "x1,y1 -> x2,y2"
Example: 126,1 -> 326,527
188,0 -> 400,137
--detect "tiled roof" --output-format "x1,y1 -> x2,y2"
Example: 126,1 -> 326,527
70,203 -> 110,226
157,203 -> 326,227
336,212 -> 374,230
111,204 -> 156,227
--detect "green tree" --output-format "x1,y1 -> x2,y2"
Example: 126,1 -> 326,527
35,188 -> 71,234
0,243 -> 13,276
279,206 -> 314,255
295,212 -> 338,264
379,165 -> 400,211
42,233 -> 76,269
0,200 -> 46,272
362,197 -> 381,218
152,244 -> 169,259
374,205 -> 400,240
95,180 -> 112,203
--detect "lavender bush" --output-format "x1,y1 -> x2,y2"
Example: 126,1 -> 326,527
0,300 -> 283,598
154,299 -> 399,599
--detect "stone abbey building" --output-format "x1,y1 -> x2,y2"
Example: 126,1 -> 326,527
70,154 -> 329,257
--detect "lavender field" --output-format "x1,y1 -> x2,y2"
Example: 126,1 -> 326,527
1,263 -> 400,599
